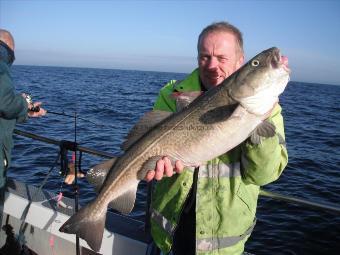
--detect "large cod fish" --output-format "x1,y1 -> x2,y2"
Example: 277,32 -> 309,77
60,47 -> 290,252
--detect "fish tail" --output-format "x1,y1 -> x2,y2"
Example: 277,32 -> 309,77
59,202 -> 106,252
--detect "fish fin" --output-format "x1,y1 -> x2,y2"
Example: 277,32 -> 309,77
199,104 -> 238,124
87,158 -> 117,192
249,132 -> 262,145
121,110 -> 172,151
108,181 -> 139,214
250,121 -> 276,144
59,202 -> 105,252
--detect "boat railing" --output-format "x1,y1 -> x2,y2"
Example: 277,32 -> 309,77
13,128 -> 340,215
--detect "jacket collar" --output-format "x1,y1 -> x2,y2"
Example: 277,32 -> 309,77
173,68 -> 202,92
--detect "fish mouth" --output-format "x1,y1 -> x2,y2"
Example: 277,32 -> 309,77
271,48 -> 291,73
280,55 -> 290,73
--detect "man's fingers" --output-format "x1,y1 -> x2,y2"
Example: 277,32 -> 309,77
28,107 -> 47,117
38,107 -> 47,116
175,160 -> 184,173
163,157 -> 173,177
155,159 -> 165,180
144,158 -> 185,181
145,170 -> 155,182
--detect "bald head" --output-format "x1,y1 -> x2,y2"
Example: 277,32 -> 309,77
0,29 -> 15,51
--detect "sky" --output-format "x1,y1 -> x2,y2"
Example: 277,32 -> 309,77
1,0 -> 340,85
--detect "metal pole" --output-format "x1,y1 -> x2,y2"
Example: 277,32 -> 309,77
74,111 -> 80,255
260,189 -> 340,214
14,128 -> 340,216
13,129 -> 115,158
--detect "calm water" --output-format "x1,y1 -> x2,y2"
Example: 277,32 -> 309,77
7,65 -> 340,255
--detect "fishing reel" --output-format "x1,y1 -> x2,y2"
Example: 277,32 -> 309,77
24,93 -> 40,112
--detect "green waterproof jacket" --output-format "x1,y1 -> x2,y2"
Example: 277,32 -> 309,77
150,69 -> 288,255
0,61 -> 28,188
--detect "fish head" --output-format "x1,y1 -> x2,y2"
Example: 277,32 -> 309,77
227,47 -> 290,115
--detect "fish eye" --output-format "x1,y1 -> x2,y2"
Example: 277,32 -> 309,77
251,59 -> 260,67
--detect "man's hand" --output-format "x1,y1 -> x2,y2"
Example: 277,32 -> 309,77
21,94 -> 46,117
144,156 -> 184,182
27,102 -> 47,117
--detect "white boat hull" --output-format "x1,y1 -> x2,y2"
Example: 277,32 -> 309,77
0,179 -> 149,255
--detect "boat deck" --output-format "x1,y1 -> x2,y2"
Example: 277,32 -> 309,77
0,178 -> 151,255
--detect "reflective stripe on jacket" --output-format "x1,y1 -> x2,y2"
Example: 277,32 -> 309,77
150,69 -> 288,254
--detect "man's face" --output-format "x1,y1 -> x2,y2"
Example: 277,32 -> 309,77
198,31 -> 244,89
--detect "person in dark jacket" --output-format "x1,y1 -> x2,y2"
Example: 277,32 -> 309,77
0,29 -> 46,220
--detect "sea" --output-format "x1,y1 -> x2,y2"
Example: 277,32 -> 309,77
7,65 -> 340,255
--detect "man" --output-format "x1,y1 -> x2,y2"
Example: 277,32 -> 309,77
0,29 -> 46,199
145,22 -> 288,254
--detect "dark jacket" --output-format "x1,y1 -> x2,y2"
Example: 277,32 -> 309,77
0,62 -> 28,188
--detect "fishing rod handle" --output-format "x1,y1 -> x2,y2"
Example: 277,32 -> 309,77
24,93 -> 41,112
29,105 -> 41,112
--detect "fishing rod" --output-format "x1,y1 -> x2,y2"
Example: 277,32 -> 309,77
47,110 -> 115,129
27,93 -> 114,128
38,108 -> 113,128
51,110 -> 81,255
67,108 -> 80,255
47,110 -> 74,118
28,94 -> 82,255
